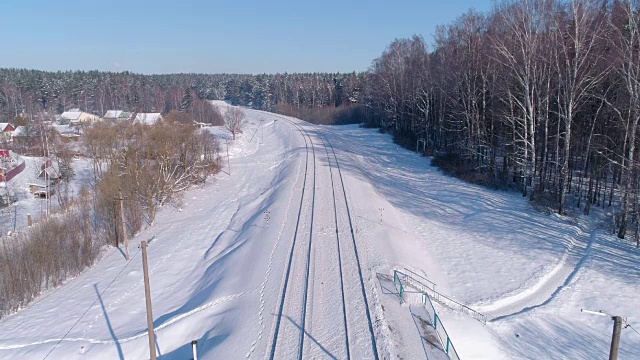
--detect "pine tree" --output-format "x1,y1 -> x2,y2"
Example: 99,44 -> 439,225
180,88 -> 193,111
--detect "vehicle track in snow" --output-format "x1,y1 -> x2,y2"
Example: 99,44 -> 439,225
475,226 -> 597,322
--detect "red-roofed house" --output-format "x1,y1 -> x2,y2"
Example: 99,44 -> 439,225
0,123 -> 15,138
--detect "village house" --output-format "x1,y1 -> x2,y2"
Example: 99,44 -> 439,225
103,110 -> 132,122
0,123 -> 15,138
38,164 -> 61,182
11,126 -> 41,149
133,113 -> 163,126
0,150 -> 25,182
57,109 -> 102,125
11,126 -> 28,140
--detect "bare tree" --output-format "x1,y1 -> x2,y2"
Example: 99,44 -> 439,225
491,0 -> 553,199
608,0 -> 640,240
224,107 -> 246,140
553,0 -> 608,214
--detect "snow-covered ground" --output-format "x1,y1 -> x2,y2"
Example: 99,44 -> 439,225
0,155 -> 94,236
0,103 -> 638,359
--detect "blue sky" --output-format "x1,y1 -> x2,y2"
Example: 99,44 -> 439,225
0,0 -> 493,74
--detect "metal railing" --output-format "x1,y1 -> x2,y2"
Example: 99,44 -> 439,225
398,269 -> 487,325
403,268 -> 437,291
394,270 -> 462,360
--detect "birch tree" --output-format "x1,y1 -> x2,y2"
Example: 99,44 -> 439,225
553,0 -> 608,214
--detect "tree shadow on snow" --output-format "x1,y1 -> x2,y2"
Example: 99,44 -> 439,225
311,126 -> 640,297
504,318 -> 640,359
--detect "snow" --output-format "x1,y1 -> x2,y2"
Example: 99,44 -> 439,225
0,156 -> 94,236
133,113 -> 162,125
59,111 -> 82,120
11,126 -> 27,137
318,124 -> 640,359
0,102 -> 638,359
52,124 -> 75,134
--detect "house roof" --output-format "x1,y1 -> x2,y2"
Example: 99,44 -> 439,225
133,113 -> 163,125
11,126 -> 27,137
59,111 -> 82,120
0,123 -> 13,132
104,110 -> 122,118
39,166 -> 60,179
104,110 -> 131,118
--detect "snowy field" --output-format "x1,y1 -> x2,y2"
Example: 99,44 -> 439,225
0,103 -> 638,359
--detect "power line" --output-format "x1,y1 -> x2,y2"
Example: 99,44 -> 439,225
42,247 -> 143,360
625,323 -> 640,337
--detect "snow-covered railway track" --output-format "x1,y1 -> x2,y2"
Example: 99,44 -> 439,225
319,133 -> 379,360
270,117 -> 378,359
268,117 -> 379,360
268,118 -> 318,360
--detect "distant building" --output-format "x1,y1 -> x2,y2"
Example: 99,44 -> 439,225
10,126 -> 44,155
38,166 -> 61,181
0,123 -> 15,138
103,110 -> 132,122
58,109 -> 102,125
11,126 -> 37,145
0,150 -> 25,182
11,126 -> 28,139
133,113 -> 163,126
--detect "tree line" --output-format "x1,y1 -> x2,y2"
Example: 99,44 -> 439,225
364,0 -> 640,244
0,70 -> 364,121
2,0 -> 640,245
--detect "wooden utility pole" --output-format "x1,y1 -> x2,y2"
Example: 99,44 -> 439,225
226,139 -> 230,176
114,209 -> 119,248
609,316 -> 622,360
581,309 -> 623,360
141,240 -> 157,360
118,188 -> 129,261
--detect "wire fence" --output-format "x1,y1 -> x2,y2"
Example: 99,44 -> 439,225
394,270 -> 463,360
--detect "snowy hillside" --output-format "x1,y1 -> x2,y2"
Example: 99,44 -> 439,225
0,103 -> 638,359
